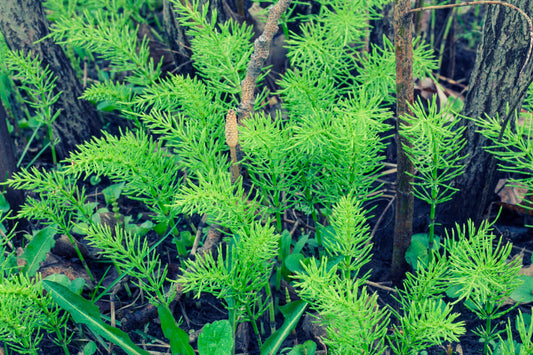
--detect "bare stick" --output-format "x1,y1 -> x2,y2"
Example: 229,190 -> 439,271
409,1 -> 533,77
237,0 -> 292,123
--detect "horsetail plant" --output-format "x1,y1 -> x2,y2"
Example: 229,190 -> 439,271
494,308 -> 533,354
6,50 -> 62,165
400,96 -> 466,266
178,219 -> 280,352
293,196 -> 389,354
444,219 -> 522,354
225,109 -> 240,183
239,111 -> 301,232
473,109 -> 533,214
0,273 -> 72,355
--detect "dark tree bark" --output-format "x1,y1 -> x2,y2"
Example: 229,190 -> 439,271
441,0 -> 533,226
0,102 -> 24,217
163,0 -> 194,75
0,0 -> 101,160
369,3 -> 394,48
391,0 -> 415,286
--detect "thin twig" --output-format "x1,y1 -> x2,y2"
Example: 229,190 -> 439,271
191,213 -> 207,255
365,280 -> 398,293
237,0 -> 292,123
370,195 -> 396,240
409,1 -> 533,78
289,218 -> 300,237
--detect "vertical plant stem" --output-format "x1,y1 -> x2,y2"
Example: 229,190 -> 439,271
236,0 -> 244,16
229,145 -> 240,182
428,199 -> 436,247
246,303 -> 263,348
484,317 -> 492,355
414,0 -> 425,36
428,142 -> 439,256
437,7 -> 456,72
275,210 -> 282,233
392,0 -> 415,285
47,123 -> 57,165
264,282 -> 276,335
270,173 -> 283,232
311,204 -> 321,247
236,0 -> 292,124
226,109 -> 240,183
228,300 -> 237,355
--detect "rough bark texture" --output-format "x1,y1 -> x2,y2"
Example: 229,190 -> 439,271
391,0 -> 415,286
0,0 -> 101,160
441,0 -> 533,226
0,102 -> 25,219
163,0 -> 194,75
369,3 -> 395,47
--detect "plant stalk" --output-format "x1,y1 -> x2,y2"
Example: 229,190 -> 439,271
391,0 -> 415,286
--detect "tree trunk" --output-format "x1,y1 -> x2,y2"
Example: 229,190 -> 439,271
0,0 -> 101,160
440,0 -> 533,227
369,3 -> 395,48
163,0 -> 194,75
391,0 -> 415,286
0,101 -> 24,217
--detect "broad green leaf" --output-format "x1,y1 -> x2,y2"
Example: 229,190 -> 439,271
102,183 -> 124,205
285,253 -> 306,274
154,221 -> 168,236
43,280 -> 150,355
44,274 -> 85,294
287,340 -> 317,355
157,303 -> 195,355
197,320 -> 233,355
261,300 -> 308,355
511,275 -> 533,303
21,226 -> 57,276
0,193 -> 9,213
292,233 -> 310,256
126,219 -> 154,237
82,341 -> 97,355
405,233 -> 440,270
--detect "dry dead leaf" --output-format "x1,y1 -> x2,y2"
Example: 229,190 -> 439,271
520,263 -> 533,277
496,179 -> 528,206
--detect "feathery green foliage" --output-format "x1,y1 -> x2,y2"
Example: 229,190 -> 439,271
495,309 -> 533,355
401,97 -> 467,260
65,129 -> 182,226
445,220 -> 522,353
1,0 -> 531,353
355,37 -> 439,104
171,0 -> 262,102
0,273 -> 71,355
179,221 -> 280,350
293,198 -> 388,354
48,7 -> 161,86
85,224 -> 173,305
6,50 -> 61,164
474,111 -> 533,210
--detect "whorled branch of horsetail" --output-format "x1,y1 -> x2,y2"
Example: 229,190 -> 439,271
225,109 -> 240,183
409,1 -> 533,79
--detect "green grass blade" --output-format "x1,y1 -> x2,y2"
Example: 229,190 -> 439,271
260,300 -> 308,355
157,303 -> 195,355
43,280 -> 150,355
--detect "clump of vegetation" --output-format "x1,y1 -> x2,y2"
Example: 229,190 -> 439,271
0,0 -> 533,354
